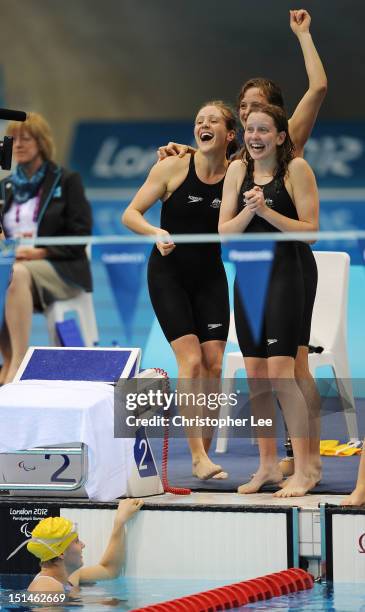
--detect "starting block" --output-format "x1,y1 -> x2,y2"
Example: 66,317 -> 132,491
0,347 -> 164,500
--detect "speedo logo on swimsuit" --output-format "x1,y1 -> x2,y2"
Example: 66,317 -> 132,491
187,195 -> 204,203
267,338 -> 278,345
208,323 -> 222,330
210,198 -> 221,208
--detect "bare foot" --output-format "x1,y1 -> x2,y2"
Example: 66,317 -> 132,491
279,465 -> 322,489
192,458 -> 222,480
238,466 -> 283,494
273,474 -> 316,498
341,485 -> 365,506
212,471 -> 229,480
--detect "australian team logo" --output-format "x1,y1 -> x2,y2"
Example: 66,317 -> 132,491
210,198 -> 221,208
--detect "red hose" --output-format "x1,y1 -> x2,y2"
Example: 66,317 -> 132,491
153,368 -> 191,496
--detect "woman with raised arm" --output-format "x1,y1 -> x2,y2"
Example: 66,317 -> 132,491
219,103 -> 319,497
5,499 -> 143,601
158,9 -> 327,483
123,101 -> 237,480
159,10 -> 327,160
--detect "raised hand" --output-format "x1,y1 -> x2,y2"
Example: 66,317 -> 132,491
113,498 -> 144,528
290,9 -> 311,35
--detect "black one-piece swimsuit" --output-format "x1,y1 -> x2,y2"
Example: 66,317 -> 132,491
234,174 -> 317,358
148,155 -> 230,344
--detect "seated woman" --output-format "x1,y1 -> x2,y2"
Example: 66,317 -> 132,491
0,112 -> 92,383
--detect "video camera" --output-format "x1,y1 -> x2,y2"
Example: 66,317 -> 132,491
0,108 -> 27,170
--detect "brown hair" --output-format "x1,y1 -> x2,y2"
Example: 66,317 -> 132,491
197,100 -> 239,157
243,103 -> 295,189
237,78 -> 285,111
6,112 -> 55,161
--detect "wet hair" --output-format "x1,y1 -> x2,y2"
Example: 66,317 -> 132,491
242,103 -> 295,192
6,111 -> 55,161
197,100 -> 239,158
237,78 -> 285,110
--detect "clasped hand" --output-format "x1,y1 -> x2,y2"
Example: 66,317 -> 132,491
243,185 -> 266,216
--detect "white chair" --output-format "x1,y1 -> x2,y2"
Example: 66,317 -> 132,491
307,251 -> 358,443
45,291 -> 99,347
45,245 -> 99,347
215,250 -> 358,453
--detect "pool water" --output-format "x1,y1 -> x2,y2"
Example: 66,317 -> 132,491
1,576 -> 365,611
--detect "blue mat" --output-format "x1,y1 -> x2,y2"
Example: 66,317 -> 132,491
150,399 -> 365,495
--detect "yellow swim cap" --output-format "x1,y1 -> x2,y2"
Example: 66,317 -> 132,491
26,517 -> 78,562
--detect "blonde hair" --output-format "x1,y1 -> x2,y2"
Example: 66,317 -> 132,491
6,112 -> 55,161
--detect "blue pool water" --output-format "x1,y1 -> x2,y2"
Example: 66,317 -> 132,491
1,576 -> 365,611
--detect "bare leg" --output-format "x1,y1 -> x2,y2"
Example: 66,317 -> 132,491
341,443 -> 365,506
279,346 -> 321,484
200,340 -> 228,479
271,356 -> 315,498
4,263 -> 33,383
171,334 -> 222,480
0,321 -> 12,384
238,358 -> 283,494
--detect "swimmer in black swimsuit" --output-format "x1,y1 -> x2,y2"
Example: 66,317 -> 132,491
158,10 -> 326,485
219,103 -> 319,498
123,101 -> 237,480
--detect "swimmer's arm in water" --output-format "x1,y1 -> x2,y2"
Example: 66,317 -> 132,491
288,9 -> 327,157
248,158 -> 319,242
218,161 -> 254,234
157,142 -> 196,161
69,499 -> 143,585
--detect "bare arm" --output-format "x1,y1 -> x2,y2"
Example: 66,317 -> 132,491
288,9 -> 327,156
218,161 -> 254,234
246,159 -> 319,241
122,162 -> 170,235
122,158 -> 182,255
70,499 -> 143,585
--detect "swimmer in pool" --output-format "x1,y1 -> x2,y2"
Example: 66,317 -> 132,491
7,498 -> 143,599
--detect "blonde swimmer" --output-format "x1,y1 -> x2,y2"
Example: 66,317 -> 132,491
7,499 -> 143,599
